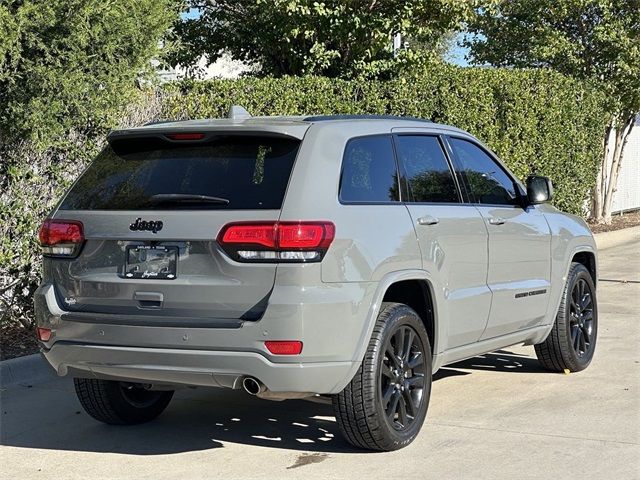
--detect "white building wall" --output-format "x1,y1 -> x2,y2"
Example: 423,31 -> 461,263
611,118 -> 640,213
158,54 -> 250,82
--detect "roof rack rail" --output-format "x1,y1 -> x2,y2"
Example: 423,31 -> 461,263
302,114 -> 433,123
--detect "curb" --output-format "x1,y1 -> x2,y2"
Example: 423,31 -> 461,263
594,225 -> 640,251
0,353 -> 54,387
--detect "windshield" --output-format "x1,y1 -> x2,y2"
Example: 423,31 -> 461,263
59,135 -> 300,210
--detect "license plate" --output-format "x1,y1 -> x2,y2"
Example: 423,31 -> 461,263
125,245 -> 178,280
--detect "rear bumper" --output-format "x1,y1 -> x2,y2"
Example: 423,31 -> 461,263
34,281 -> 375,394
42,342 -> 354,393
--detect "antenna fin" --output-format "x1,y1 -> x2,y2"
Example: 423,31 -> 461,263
228,105 -> 252,120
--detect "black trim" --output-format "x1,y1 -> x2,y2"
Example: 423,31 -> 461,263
61,311 -> 244,329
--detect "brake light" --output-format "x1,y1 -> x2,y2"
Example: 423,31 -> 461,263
166,132 -> 206,141
265,341 -> 303,355
38,219 -> 84,257
218,221 -> 335,262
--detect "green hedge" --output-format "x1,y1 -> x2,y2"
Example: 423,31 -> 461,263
1,65 -> 607,328
162,68 -> 606,214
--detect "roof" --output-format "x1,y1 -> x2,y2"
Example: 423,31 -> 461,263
110,106 -> 464,140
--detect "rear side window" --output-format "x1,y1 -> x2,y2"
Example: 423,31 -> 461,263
339,135 -> 399,203
449,138 -> 518,206
59,135 -> 300,210
395,135 -> 459,203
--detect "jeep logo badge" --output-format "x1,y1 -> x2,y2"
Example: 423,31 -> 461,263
129,218 -> 163,234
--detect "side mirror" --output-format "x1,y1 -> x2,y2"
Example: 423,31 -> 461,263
526,175 -> 554,204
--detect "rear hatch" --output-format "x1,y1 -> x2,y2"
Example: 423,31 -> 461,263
46,131 -> 302,325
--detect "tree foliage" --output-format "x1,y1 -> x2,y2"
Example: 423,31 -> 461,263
0,0 -> 180,329
170,0 -> 470,78
466,0 -> 640,222
0,0 -> 180,148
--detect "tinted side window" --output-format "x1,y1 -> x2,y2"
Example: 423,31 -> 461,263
395,135 -> 459,203
449,138 -> 518,206
340,136 -> 399,203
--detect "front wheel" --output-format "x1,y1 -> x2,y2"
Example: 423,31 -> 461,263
74,378 -> 174,425
333,302 -> 432,451
535,262 -> 597,372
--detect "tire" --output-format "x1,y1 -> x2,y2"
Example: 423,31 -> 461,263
333,302 -> 432,451
535,262 -> 597,372
74,378 -> 174,425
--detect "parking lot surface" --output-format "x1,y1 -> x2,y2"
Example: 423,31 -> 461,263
1,240 -> 638,479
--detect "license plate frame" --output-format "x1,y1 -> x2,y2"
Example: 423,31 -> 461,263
124,245 -> 178,280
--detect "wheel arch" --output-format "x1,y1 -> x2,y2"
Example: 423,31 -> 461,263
331,269 -> 441,395
571,250 -> 597,286
351,270 -> 440,365
382,279 -> 436,356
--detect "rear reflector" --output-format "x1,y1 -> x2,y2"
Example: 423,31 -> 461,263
165,132 -> 206,141
36,327 -> 52,342
38,219 -> 84,257
265,341 -> 303,355
218,221 -> 335,263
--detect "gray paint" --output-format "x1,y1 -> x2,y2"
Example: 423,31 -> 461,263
34,116 -> 597,395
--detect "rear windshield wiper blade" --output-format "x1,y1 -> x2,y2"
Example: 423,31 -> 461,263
149,194 -> 230,205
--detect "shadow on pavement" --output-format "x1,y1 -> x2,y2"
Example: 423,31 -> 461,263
0,349 -> 546,455
448,349 -> 547,374
1,385 -> 363,455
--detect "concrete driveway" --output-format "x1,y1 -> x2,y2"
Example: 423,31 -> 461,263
1,240 -> 639,479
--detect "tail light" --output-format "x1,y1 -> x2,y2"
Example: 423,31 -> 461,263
38,219 -> 84,257
218,221 -> 335,263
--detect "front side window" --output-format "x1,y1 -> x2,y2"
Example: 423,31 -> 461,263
339,135 -> 399,203
395,135 -> 459,203
449,138 -> 518,206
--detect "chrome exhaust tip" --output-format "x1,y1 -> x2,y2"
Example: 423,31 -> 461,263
242,377 -> 266,396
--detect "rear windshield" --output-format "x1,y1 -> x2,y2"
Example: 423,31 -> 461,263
59,135 -> 300,210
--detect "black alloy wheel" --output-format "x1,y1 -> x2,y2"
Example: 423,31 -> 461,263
569,277 -> 595,358
380,325 -> 426,431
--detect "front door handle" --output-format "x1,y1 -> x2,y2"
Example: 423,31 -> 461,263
417,215 -> 439,226
488,217 -> 506,225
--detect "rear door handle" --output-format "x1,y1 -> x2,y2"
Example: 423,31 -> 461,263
417,215 -> 439,226
488,217 -> 506,225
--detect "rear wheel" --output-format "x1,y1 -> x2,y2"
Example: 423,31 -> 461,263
74,378 -> 174,425
535,262 -> 597,372
333,302 -> 432,451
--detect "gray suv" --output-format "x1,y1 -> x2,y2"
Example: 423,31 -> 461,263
34,108 -> 598,451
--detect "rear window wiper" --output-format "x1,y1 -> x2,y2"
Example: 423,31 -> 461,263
149,194 -> 230,205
